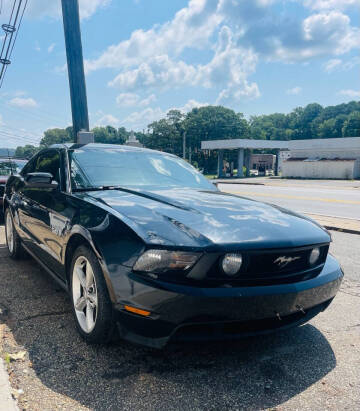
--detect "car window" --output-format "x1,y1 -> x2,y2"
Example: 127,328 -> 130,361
69,148 -> 216,191
21,158 -> 36,176
34,150 -> 61,185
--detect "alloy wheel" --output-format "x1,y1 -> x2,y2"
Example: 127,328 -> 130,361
5,211 -> 14,254
72,256 -> 98,333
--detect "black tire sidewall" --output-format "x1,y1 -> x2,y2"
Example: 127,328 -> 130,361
69,245 -> 114,343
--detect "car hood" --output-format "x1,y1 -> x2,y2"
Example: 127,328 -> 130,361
79,188 -> 330,250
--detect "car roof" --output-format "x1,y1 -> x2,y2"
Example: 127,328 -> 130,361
50,143 -> 176,157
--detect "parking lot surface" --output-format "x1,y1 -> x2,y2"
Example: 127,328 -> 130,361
0,226 -> 359,410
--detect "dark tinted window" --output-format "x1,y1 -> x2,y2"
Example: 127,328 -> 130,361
69,147 -> 216,191
34,151 -> 61,184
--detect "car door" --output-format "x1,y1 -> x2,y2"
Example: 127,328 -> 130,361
19,149 -> 71,280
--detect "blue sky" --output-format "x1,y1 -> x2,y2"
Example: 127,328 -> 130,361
0,0 -> 359,148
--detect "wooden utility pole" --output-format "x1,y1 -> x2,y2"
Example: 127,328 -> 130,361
61,0 -> 93,143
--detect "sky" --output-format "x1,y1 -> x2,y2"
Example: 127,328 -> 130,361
0,0 -> 359,148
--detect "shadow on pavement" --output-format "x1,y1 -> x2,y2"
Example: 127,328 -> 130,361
0,234 -> 336,410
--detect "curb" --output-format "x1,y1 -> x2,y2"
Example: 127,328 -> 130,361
321,225 -> 360,236
0,358 -> 18,411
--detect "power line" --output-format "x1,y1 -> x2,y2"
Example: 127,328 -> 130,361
0,102 -> 67,128
0,129 -> 40,144
0,123 -> 43,139
0,0 -> 28,88
0,132 -> 39,146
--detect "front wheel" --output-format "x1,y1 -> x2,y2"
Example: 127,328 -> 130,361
70,245 -> 115,343
4,208 -> 23,259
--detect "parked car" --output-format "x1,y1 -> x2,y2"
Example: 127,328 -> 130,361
3,144 -> 343,348
0,158 -> 27,216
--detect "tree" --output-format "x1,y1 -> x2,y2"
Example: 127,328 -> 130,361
342,111 -> 360,137
14,145 -> 40,158
40,127 -> 74,147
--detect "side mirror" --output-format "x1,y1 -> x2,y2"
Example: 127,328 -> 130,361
25,172 -> 59,190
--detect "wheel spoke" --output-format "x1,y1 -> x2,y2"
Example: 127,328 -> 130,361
74,296 -> 86,311
75,266 -> 86,288
86,301 -> 95,331
87,293 -> 97,306
85,262 -> 94,288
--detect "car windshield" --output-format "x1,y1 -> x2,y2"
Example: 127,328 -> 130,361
69,147 -> 216,191
0,159 -> 27,176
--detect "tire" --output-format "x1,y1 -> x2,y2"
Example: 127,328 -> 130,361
4,208 -> 23,260
70,245 -> 115,344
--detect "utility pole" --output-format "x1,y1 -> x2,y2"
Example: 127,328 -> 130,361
61,0 -> 93,143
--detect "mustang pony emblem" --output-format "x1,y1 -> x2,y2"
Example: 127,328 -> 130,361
273,255 -> 301,268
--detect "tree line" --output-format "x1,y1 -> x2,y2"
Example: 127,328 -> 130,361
14,101 -> 360,173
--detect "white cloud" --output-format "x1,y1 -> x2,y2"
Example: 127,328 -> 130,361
303,0 -> 358,11
83,0 -> 360,110
34,41 -> 41,52
175,99 -> 208,113
323,58 -> 342,72
4,0 -> 111,20
108,26 -> 260,103
286,86 -> 302,95
116,92 -> 140,107
96,113 -> 120,126
122,107 -> 164,128
139,94 -> 157,107
122,99 -> 208,129
9,97 -> 38,108
116,93 -> 157,107
48,43 -> 56,53
219,1 -> 360,62
0,114 -> 4,126
86,0 -> 222,72
324,56 -> 360,72
339,89 -> 360,98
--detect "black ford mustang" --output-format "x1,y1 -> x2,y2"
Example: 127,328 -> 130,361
3,144 -> 343,348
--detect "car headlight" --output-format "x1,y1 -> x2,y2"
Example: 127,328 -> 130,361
133,250 -> 201,273
221,253 -> 243,276
309,247 -> 321,265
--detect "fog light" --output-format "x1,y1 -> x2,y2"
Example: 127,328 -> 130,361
221,253 -> 243,276
309,247 -> 321,265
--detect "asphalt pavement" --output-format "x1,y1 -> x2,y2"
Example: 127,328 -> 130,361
218,181 -> 360,220
0,226 -> 359,410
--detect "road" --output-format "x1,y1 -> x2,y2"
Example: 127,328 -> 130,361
219,181 -> 360,220
0,226 -> 359,410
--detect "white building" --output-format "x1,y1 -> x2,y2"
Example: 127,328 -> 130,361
282,137 -> 360,179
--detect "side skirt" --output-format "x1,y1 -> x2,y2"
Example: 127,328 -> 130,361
22,243 -> 69,293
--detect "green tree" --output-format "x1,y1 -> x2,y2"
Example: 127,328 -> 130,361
342,111 -> 360,137
40,127 -> 74,147
14,145 -> 40,158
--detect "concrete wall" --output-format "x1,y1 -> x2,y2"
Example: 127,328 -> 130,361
283,160 -> 357,179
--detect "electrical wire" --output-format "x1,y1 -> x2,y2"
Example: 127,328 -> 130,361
0,130 -> 40,145
0,0 -> 27,87
0,0 -> 28,88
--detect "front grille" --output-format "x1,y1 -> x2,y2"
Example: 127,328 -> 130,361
199,244 -> 329,286
171,299 -> 332,342
0,184 -> 4,197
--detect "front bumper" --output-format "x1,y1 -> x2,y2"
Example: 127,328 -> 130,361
113,255 -> 343,348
